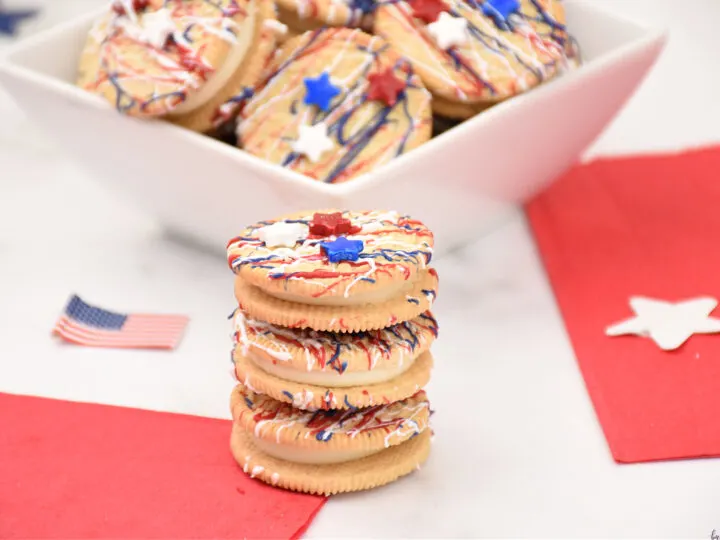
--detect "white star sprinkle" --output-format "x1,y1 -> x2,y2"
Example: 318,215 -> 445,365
605,296 -> 720,351
291,122 -> 335,163
139,8 -> 177,49
427,12 -> 468,50
257,222 -> 309,248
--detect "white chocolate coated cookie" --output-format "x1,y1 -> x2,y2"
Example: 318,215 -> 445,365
374,0 -> 573,112
237,28 -> 432,183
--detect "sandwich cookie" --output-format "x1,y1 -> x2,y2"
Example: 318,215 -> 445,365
230,384 -> 432,494
173,0 -> 287,132
237,28 -> 432,183
77,0 -> 282,132
232,308 -> 438,409
228,210 -> 434,306
227,210 -> 438,331
373,0 -> 574,118
233,268 -> 437,332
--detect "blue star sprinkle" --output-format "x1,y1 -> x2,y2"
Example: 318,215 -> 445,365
349,0 -> 377,14
0,6 -> 38,37
482,0 -> 519,27
320,237 -> 364,263
303,71 -> 341,112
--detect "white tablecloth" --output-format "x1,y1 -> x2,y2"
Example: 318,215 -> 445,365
1,0 -> 719,536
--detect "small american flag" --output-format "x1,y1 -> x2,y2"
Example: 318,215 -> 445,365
52,295 -> 189,350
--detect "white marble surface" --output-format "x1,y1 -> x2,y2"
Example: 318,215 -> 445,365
1,0 -> 720,537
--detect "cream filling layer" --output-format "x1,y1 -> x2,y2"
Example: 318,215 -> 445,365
169,5 -> 257,116
249,350 -> 415,387
253,436 -> 382,464
262,276 -> 417,306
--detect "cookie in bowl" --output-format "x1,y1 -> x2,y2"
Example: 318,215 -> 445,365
236,28 -> 432,183
76,0 -> 284,133
374,0 -> 576,118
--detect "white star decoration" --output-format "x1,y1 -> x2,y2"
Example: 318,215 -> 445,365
257,222 -> 309,248
605,296 -> 720,351
139,8 -> 176,49
291,122 -> 335,163
427,12 -> 468,50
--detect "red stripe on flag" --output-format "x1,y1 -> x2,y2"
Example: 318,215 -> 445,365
53,315 -> 188,350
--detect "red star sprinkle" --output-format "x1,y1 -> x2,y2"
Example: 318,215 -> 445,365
408,0 -> 448,24
367,68 -> 406,107
310,212 -> 360,237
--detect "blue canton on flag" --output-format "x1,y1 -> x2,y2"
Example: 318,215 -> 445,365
65,295 -> 128,329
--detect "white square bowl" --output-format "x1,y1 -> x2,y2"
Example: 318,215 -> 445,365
0,2 -> 666,256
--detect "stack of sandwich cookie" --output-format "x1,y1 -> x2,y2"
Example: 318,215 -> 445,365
226,209 -> 440,494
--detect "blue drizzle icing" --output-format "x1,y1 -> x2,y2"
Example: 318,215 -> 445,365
344,395 -> 357,409
421,289 -> 437,301
315,430 -> 333,441
226,86 -> 254,106
329,343 -> 342,367
446,48 -> 497,95
419,312 -> 439,337
108,73 -> 137,112
358,247 -> 428,268
202,0 -> 245,17
388,324 -> 418,351
139,90 -> 187,112
523,0 -> 579,57
328,343 -> 352,374
457,4 -> 546,83
264,29 -> 325,79
526,0 -> 566,33
182,23 -> 195,43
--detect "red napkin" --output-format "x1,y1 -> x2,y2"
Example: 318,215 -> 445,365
0,393 -> 326,538
526,146 -> 720,463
